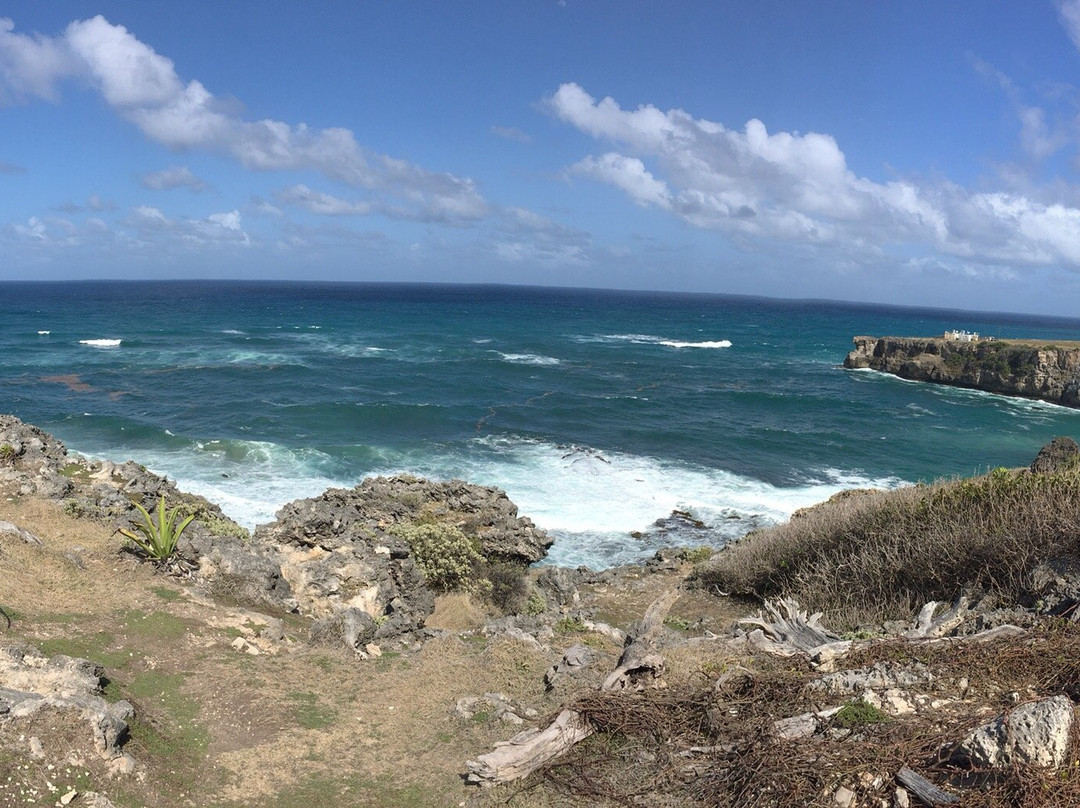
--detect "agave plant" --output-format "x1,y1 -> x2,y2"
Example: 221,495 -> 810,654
119,495 -> 195,561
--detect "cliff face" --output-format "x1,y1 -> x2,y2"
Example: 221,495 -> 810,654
844,336 -> 1080,407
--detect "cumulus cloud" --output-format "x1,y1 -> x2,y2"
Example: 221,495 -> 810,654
123,205 -> 250,246
546,82 -> 1080,273
140,165 -> 208,191
0,15 -> 488,224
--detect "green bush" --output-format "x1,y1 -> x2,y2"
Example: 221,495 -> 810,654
0,444 -> 15,465
391,521 -> 483,593
833,698 -> 889,729
696,467 -> 1080,627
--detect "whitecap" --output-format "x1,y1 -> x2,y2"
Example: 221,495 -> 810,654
585,333 -> 730,349
37,330 -> 50,335
657,339 -> 732,349
79,339 -> 121,348
496,352 -> 561,366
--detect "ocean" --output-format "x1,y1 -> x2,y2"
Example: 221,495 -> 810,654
3,280 -> 1080,568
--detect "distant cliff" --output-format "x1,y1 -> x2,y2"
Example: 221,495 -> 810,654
844,336 -> 1080,407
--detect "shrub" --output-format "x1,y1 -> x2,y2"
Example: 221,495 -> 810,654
391,521 -> 483,593
0,444 -> 15,465
482,560 -> 530,614
696,467 -> 1080,627
119,496 -> 196,562
833,698 -> 889,729
677,546 -> 714,565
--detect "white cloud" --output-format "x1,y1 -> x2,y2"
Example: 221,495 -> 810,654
0,15 -> 488,224
547,82 -> 1080,273
276,184 -> 372,216
1059,0 -> 1080,53
0,17 -> 77,103
141,165 -> 208,191
123,205 -> 250,246
13,215 -> 46,240
570,153 -> 671,208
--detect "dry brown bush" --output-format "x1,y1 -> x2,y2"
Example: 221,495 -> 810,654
695,467 -> 1080,627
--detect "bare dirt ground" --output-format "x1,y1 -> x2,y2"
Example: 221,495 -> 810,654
0,496 -> 742,808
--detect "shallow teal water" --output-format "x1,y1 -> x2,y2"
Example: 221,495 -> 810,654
3,281 -> 1080,566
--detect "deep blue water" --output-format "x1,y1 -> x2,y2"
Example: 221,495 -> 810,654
4,280 -> 1080,566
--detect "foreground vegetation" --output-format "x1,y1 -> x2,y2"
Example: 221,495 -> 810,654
698,464 -> 1080,627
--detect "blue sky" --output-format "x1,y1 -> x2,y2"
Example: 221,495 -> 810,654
5,3 -> 1080,315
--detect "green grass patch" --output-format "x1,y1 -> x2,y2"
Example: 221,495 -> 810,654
151,586 -> 183,602
287,691 -> 338,730
121,609 -> 191,640
124,671 -> 208,762
555,617 -> 588,635
59,462 -> 91,481
37,632 -> 138,669
248,773 -> 439,808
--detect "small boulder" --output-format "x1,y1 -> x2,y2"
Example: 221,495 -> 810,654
949,695 -> 1074,769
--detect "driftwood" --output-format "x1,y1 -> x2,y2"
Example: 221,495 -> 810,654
896,766 -> 959,805
905,596 -> 970,639
465,588 -> 680,786
739,597 -> 848,658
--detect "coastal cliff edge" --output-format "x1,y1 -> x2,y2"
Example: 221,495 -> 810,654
844,335 -> 1080,406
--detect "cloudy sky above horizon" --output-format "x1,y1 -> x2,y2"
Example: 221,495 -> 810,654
6,2 -> 1080,315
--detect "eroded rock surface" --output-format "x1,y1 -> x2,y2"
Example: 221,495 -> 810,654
949,695 -> 1075,769
844,336 -> 1080,407
0,644 -> 133,760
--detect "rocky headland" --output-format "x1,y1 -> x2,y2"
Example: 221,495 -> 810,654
5,414 -> 1080,806
844,335 -> 1080,406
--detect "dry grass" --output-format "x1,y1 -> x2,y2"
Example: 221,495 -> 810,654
524,623 -> 1080,808
696,468 -> 1080,627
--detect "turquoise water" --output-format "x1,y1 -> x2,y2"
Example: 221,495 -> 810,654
4,280 -> 1080,566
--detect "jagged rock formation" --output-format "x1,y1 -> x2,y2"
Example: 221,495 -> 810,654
844,336 -> 1080,406
251,477 -> 552,637
0,414 -> 246,541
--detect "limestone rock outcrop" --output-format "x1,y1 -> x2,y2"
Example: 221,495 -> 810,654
251,476 -> 552,638
0,644 -> 133,760
844,336 -> 1080,406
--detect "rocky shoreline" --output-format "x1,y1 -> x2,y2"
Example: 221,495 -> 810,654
6,414 -> 1080,806
844,335 -> 1080,406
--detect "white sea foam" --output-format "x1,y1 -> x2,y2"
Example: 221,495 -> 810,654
587,333 -> 731,350
37,330 -> 50,335
79,339 -> 121,348
92,434 -> 907,569
496,352 -> 561,366
658,339 -> 732,349
221,329 -> 245,335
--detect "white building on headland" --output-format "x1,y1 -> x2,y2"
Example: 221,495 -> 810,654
944,329 -> 979,342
